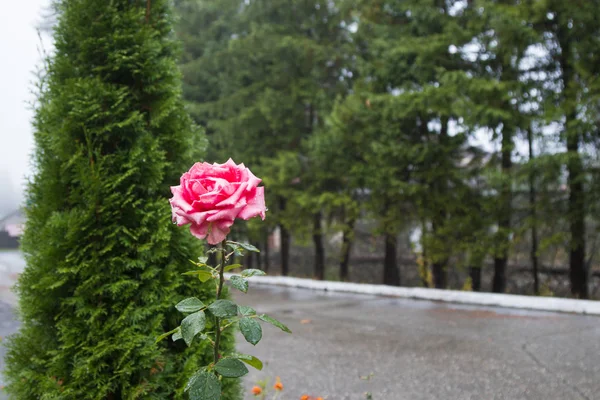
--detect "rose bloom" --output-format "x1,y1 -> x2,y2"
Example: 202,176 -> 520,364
170,159 -> 266,244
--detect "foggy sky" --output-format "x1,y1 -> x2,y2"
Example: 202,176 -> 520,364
0,0 -> 522,220
0,0 -> 50,217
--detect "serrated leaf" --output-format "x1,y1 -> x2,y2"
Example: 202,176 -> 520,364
226,242 -> 240,251
207,300 -> 238,318
172,329 -> 182,342
241,269 -> 267,278
176,297 -> 205,313
239,317 -> 262,345
155,327 -> 178,343
229,275 -> 248,293
196,270 -> 214,282
185,369 -> 202,392
227,240 -> 260,252
214,358 -> 249,378
239,242 -> 260,252
238,305 -> 256,316
181,311 -> 206,346
224,264 -> 243,272
182,270 -> 214,282
233,353 -> 263,371
187,370 -> 221,400
259,314 -> 291,333
198,255 -> 208,264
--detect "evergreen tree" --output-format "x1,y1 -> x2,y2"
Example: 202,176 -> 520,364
177,0 -> 351,276
334,0 -> 478,287
530,0 -> 600,298
458,0 -> 536,293
171,0 -> 600,296
5,1 -> 240,398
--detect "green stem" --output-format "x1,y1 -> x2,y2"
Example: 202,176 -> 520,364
213,240 -> 227,365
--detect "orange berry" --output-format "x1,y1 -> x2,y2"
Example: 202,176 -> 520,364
251,386 -> 262,396
316,397 -> 323,400
274,377 -> 284,391
300,396 -> 310,400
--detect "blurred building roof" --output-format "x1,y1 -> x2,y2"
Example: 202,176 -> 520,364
0,209 -> 25,237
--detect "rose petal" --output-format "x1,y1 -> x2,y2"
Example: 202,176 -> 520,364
170,159 -> 267,243
193,189 -> 227,210
245,169 -> 262,190
171,210 -> 189,226
205,206 -> 242,222
190,222 -> 209,240
238,186 -> 266,220
190,180 -> 208,195
170,186 -> 193,213
187,211 -> 210,226
216,182 -> 247,207
207,222 -> 229,244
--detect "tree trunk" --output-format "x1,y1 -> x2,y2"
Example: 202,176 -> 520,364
431,218 -> 447,288
279,197 -> 290,276
255,240 -> 262,270
207,244 -> 217,268
313,212 -> 325,280
383,232 -> 400,286
567,132 -> 587,298
255,251 -> 261,270
263,231 -> 270,273
431,117 -> 449,289
419,220 -> 430,287
527,126 -> 540,295
492,127 -> 512,293
247,248 -> 254,270
280,225 -> 290,276
432,261 -> 446,289
558,30 -> 588,298
469,266 -> 482,292
340,215 -> 355,282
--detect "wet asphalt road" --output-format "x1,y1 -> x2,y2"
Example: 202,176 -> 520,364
1,251 -> 599,400
232,287 -> 600,400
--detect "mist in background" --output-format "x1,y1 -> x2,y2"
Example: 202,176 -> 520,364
0,0 -> 52,219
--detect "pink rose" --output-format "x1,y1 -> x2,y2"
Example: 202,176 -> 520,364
169,159 -> 266,244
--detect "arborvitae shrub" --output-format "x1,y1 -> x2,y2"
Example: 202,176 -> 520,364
4,1 -> 240,399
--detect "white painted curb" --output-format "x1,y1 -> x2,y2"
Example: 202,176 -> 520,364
226,274 -> 600,316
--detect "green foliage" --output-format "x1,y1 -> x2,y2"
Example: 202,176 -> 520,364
233,353 -> 263,371
174,0 -> 600,296
239,317 -> 262,346
4,0 -> 240,399
161,242 -> 290,400
207,300 -> 238,318
176,0 -> 354,265
176,298 -> 206,313
214,359 -> 249,378
186,370 -> 222,400
181,312 -> 207,346
229,275 -> 249,293
258,314 -> 293,334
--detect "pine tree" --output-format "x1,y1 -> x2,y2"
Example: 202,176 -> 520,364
457,0 -> 536,293
5,1 -> 240,398
529,0 -> 600,298
176,0 -> 351,277
331,0 -> 479,287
